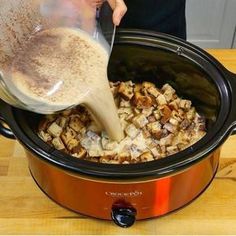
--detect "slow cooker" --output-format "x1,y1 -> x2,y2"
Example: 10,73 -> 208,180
0,30 -> 235,227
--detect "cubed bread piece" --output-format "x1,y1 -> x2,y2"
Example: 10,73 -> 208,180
78,111 -> 91,124
148,116 -> 156,123
196,121 -> 206,132
38,131 -> 52,143
147,121 -> 161,132
132,114 -> 149,128
180,119 -> 191,130
69,115 -> 84,132
142,82 -> 155,90
163,123 -> 178,133
147,121 -> 161,131
118,107 -> 133,115
147,86 -> 161,98
134,108 -> 141,115
100,156 -> 112,164
72,147 -> 87,158
177,143 -> 188,151
142,82 -> 155,95
56,117 -> 67,129
47,122 -> 63,138
160,105 -> 172,124
52,137 -> 65,150
103,150 -> 117,157
88,147 -> 103,157
80,127 -> 87,136
101,136 -> 118,150
150,147 -> 161,159
134,83 -> 142,93
87,130 -> 101,143
119,113 -> 128,122
66,138 -> 79,151
61,127 -> 77,145
120,119 -> 129,130
118,152 -> 131,163
142,107 -> 154,117
118,82 -> 134,101
194,114 -> 206,130
162,84 -> 176,102
190,130 -> 206,143
133,92 -> 153,109
38,119 -> 50,131
152,130 -> 163,140
122,161 -> 130,164
179,99 -> 192,110
169,118 -> 179,126
156,94 -> 167,105
140,151 -> 154,162
126,81 -> 134,87
125,124 -> 140,139
153,109 -> 161,120
125,113 -> 135,122
75,133 -> 84,142
108,160 -> 121,164
171,110 -> 183,122
162,84 -> 176,94
130,144 -> 143,159
109,82 -> 120,96
46,114 -> 57,122
186,107 -> 196,120
80,137 -> 92,151
160,145 -> 166,155
109,81 -> 120,87
142,127 -> 151,138
119,112 -> 129,125
176,131 -> 191,144
169,99 -> 180,110
164,91 -> 175,102
147,121 -> 163,139
61,109 -> 72,117
120,99 -> 131,108
160,134 -> 174,146
166,146 -> 179,155
145,138 -> 157,148
172,134 -> 187,147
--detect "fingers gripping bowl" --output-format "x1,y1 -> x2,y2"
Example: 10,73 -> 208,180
0,30 -> 236,227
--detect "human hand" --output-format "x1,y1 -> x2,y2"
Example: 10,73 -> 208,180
42,0 -> 127,29
89,0 -> 127,26
107,0 -> 127,26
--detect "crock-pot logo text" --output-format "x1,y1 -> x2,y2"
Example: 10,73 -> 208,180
105,191 -> 143,198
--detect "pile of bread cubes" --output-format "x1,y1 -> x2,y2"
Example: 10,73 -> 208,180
38,81 -> 206,164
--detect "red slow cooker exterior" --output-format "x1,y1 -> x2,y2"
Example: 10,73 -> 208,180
27,148 -> 220,221
0,30 -> 236,227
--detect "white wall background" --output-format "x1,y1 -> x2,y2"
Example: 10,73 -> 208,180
186,0 -> 236,48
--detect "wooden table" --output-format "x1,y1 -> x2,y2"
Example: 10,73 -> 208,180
0,49 -> 236,235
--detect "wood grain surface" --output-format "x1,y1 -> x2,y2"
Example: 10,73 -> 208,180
0,49 -> 236,235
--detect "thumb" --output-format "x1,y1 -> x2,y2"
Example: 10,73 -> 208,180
109,0 -> 127,26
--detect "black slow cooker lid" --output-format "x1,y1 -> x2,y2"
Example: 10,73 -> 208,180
8,29 -> 235,179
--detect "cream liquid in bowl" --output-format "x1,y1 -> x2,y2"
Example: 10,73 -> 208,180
9,27 -> 124,141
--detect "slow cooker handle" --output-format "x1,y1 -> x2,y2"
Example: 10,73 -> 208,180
0,116 -> 15,139
228,71 -> 236,135
0,100 -> 15,139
